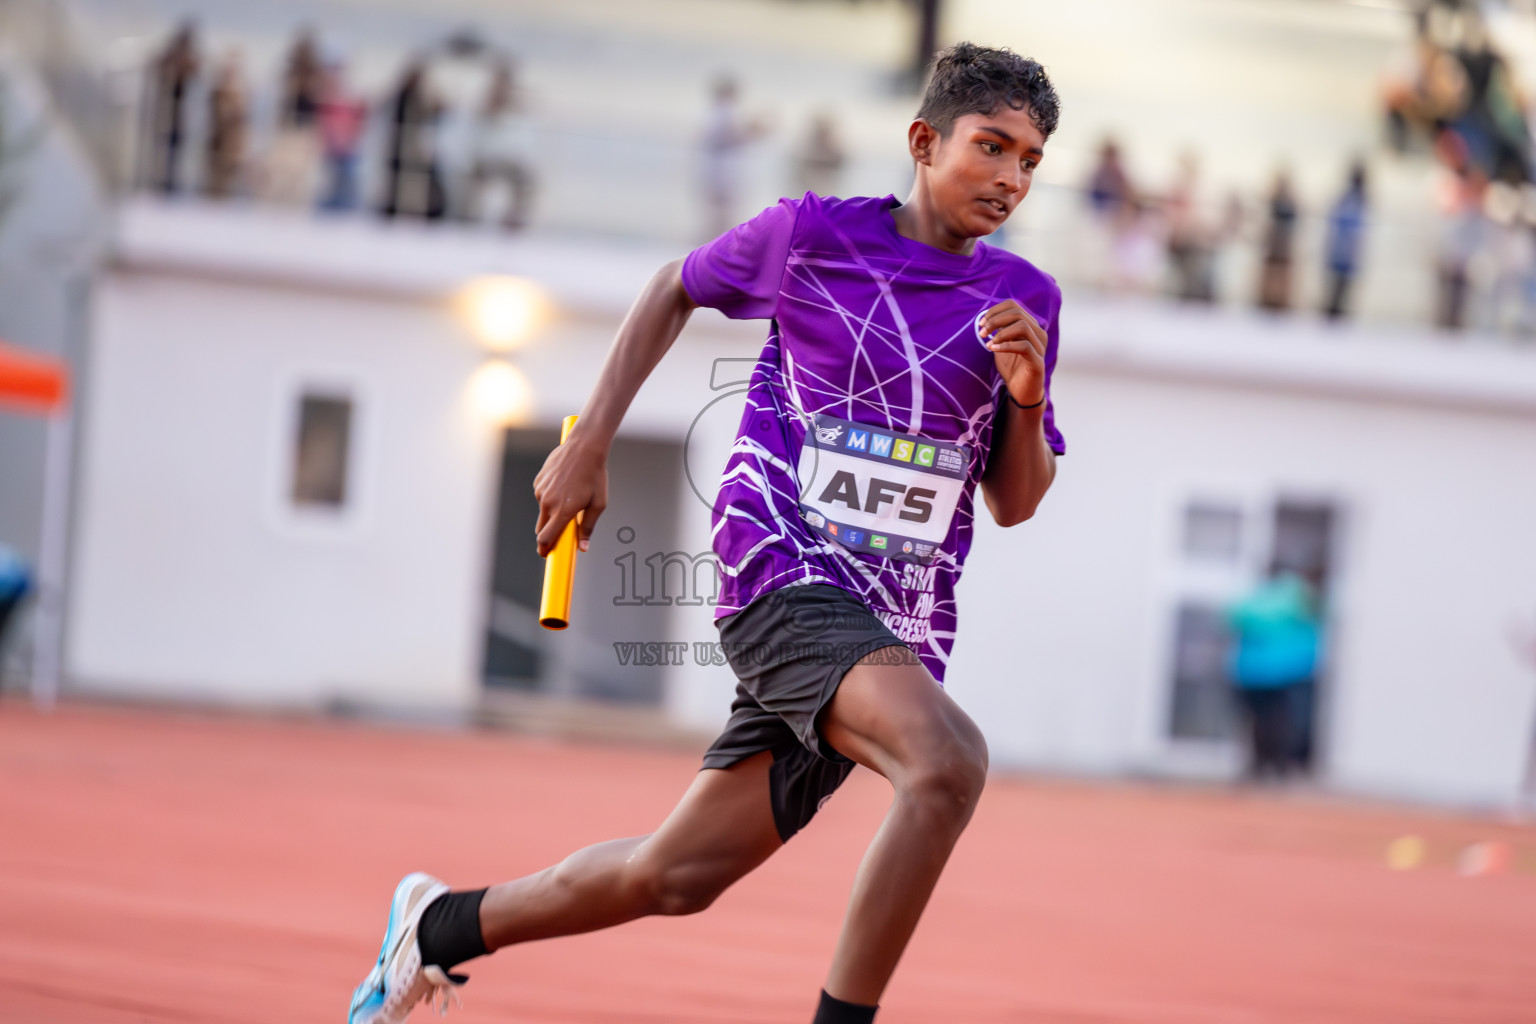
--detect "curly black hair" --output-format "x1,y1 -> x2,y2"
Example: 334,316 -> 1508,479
915,42 -> 1060,140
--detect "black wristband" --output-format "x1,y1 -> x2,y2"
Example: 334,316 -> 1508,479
1006,390 -> 1045,410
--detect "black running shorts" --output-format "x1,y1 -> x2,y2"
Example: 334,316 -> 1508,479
701,583 -> 913,841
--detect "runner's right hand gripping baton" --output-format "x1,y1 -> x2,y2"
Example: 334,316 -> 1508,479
538,415 -> 580,630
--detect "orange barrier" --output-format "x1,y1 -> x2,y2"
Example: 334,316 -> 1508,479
0,341 -> 68,413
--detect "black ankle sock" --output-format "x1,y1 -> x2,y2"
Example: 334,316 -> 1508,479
812,990 -> 878,1024
416,888 -> 489,971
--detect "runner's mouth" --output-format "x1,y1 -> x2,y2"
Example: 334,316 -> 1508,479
979,198 -> 1008,217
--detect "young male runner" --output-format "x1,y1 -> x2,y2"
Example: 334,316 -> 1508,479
348,42 -> 1065,1024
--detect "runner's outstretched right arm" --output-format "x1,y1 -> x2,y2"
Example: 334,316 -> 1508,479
533,258 -> 698,556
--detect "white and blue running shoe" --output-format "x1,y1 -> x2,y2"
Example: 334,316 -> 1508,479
348,873 -> 465,1024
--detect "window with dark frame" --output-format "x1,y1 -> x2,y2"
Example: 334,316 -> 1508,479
1164,497 -> 1340,764
290,392 -> 354,509
1167,600 -> 1235,741
1182,502 -> 1243,562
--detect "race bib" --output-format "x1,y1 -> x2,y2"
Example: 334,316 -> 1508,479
796,414 -> 971,565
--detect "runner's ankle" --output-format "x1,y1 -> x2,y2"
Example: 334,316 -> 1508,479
416,888 -> 489,969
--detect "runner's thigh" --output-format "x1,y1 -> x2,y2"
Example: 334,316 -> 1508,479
638,750 -> 784,884
817,653 -> 987,784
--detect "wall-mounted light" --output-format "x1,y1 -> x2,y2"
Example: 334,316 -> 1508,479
455,275 -> 549,353
469,359 -> 534,427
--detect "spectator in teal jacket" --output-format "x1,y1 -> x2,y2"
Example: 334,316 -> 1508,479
1227,569 -> 1321,779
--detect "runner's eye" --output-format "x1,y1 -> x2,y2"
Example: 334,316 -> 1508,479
981,141 -> 1001,155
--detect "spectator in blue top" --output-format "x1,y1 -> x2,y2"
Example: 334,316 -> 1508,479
0,544 -> 30,668
1324,163 -> 1369,321
1227,568 -> 1322,779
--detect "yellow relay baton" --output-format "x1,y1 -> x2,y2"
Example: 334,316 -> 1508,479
538,415 -> 581,631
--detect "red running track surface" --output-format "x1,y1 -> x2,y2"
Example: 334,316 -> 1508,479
1,703 -> 1533,1023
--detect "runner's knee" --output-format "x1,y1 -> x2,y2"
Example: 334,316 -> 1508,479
898,724 -> 988,826
628,854 -> 727,917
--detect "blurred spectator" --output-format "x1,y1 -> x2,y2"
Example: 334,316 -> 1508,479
262,30 -> 325,206
1383,10 -> 1471,152
794,113 -> 845,198
465,60 -> 535,230
381,60 -> 447,220
1385,4 -> 1529,184
203,52 -> 248,199
701,75 -> 767,238
316,59 -> 368,213
280,29 -> 324,129
1110,196 -> 1163,295
909,0 -> 941,90
1081,138 -> 1138,292
1226,569 -> 1322,780
1481,182 -> 1536,335
1165,152 -> 1215,302
144,22 -> 198,194
0,544 -> 29,666
1257,170 -> 1299,312
1323,162 -> 1369,320
1435,130 -> 1487,331
1208,190 -> 1247,305
1445,17 -> 1529,186
1087,138 -> 1132,218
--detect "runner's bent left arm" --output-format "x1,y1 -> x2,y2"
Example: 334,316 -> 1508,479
976,299 -> 1056,526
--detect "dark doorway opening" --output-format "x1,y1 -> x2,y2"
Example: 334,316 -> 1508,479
483,429 -> 683,705
483,428 -> 558,690
1166,496 -> 1341,776
1268,499 -> 1337,775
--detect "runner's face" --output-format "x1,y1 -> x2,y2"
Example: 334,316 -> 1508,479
926,108 -> 1046,238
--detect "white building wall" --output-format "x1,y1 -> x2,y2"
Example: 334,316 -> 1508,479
1329,402 -> 1536,803
948,358 -> 1536,806
70,274 -> 500,708
0,48 -> 108,686
69,207 -> 761,721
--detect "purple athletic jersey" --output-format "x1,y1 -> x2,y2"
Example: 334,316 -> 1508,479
682,194 -> 1066,683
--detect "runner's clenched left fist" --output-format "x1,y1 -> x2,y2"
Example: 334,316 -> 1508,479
976,299 -> 1047,408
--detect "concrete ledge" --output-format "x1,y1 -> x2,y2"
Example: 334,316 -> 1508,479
110,197 -> 1536,415
110,197 -> 687,318
1066,296 -> 1536,416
